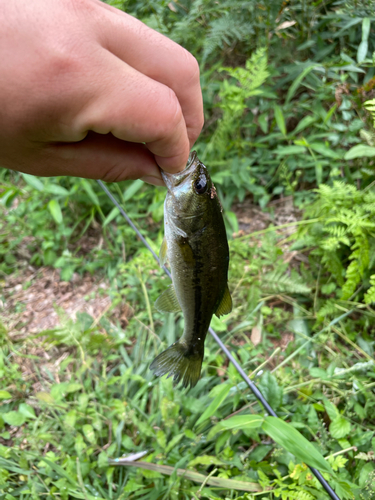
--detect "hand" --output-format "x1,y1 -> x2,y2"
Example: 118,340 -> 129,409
0,0 -> 204,185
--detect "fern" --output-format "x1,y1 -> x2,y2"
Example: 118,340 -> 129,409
364,98 -> 375,128
360,128 -> 375,146
261,269 -> 311,295
221,47 -> 270,97
169,0 -> 277,63
296,181 -> 375,304
203,14 -> 254,61
364,274 -> 375,304
341,234 -> 370,299
316,299 -> 340,320
321,251 -> 345,286
206,47 -> 269,158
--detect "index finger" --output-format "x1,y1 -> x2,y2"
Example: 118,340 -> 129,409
94,3 -> 204,170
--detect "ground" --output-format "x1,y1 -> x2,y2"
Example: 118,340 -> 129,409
3,196 -> 300,339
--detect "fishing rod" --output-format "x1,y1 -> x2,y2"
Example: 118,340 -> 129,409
97,179 -> 341,500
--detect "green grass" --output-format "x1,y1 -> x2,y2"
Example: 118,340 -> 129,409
1,228 -> 375,498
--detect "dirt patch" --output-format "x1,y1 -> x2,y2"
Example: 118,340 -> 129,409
232,199 -> 271,235
269,196 -> 302,228
2,267 -> 133,401
232,196 -> 302,237
2,268 -> 116,337
270,332 -> 295,351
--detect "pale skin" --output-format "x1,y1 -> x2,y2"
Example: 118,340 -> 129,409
0,0 -> 204,186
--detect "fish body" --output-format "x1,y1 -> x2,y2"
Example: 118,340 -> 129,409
150,152 -> 232,388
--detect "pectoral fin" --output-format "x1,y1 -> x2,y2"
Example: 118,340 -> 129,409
155,285 -> 181,313
159,237 -> 168,267
215,285 -> 232,317
176,237 -> 195,267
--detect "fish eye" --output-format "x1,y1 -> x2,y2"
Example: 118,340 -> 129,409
194,174 -> 208,194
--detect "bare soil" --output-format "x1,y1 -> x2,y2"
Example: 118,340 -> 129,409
3,268 -> 111,337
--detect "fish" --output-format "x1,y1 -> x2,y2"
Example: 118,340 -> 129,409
149,151 -> 232,388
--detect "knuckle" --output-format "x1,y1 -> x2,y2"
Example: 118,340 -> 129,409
156,88 -> 183,136
101,162 -> 127,183
67,0 -> 98,18
196,111 -> 205,133
179,50 -> 200,86
48,50 -> 79,79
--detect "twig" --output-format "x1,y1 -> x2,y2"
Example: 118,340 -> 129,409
325,447 -> 357,459
197,467 -> 217,495
249,347 -> 281,378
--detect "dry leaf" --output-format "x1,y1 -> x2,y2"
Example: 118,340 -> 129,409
250,326 -> 262,346
276,21 -> 296,31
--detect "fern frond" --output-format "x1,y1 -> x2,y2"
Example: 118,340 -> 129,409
320,235 -> 351,252
364,275 -> 375,305
207,47 -> 269,158
364,191 -> 375,203
307,182 -> 363,219
203,15 -> 254,61
317,299 -> 339,320
222,47 -> 269,97
261,270 -> 311,295
364,98 -> 375,128
301,180 -> 375,302
321,251 -> 345,286
341,235 -> 369,299
323,224 -> 348,238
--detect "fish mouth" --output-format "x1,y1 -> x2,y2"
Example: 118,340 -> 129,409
161,151 -> 198,191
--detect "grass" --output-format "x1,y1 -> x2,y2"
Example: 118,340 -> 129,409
1,222 -> 375,499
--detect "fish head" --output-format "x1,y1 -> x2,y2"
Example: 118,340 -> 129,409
161,151 -> 215,217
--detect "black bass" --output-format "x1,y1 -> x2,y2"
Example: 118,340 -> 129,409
150,152 -> 232,388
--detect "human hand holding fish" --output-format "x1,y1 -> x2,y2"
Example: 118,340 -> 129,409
0,0 -> 203,184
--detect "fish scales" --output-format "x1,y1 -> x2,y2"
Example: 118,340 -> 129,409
150,152 -> 232,388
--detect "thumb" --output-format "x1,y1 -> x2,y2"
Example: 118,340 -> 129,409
46,132 -> 165,185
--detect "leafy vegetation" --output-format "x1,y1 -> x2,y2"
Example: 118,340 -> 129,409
1,0 -> 375,499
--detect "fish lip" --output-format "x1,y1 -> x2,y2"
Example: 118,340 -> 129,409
160,151 -> 198,191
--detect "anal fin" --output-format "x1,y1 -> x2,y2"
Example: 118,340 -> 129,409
215,284 -> 232,317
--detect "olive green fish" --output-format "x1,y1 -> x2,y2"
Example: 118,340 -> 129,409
150,152 -> 232,388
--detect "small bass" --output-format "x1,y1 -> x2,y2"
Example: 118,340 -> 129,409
150,152 -> 232,388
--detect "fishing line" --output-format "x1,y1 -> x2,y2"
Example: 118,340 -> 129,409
97,179 -> 342,500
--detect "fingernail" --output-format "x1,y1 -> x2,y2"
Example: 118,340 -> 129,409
141,176 -> 165,186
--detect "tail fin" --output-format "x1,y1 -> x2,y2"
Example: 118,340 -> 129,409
149,342 -> 203,388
